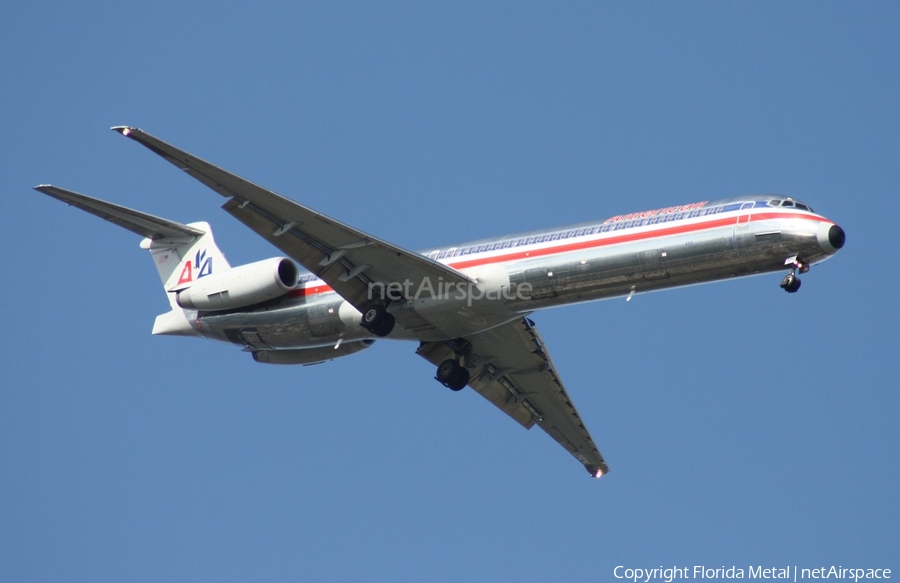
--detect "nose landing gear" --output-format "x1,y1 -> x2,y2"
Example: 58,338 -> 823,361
780,256 -> 808,293
780,272 -> 801,293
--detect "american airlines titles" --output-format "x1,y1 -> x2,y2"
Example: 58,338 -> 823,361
604,201 -> 708,224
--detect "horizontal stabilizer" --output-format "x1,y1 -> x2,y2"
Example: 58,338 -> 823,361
34,185 -> 204,240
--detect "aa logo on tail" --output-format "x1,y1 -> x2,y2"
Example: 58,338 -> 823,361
177,249 -> 213,285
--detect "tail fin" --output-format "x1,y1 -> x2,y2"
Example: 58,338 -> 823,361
142,221 -> 231,335
142,221 -> 231,298
34,185 -> 228,336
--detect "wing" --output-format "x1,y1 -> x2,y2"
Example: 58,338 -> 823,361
417,317 -> 609,477
111,126 -> 473,339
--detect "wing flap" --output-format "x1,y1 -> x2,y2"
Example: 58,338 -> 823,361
417,317 -> 609,477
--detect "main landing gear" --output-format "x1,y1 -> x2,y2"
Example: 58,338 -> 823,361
359,304 -> 395,337
433,338 -> 472,392
436,358 -> 470,391
780,256 -> 809,294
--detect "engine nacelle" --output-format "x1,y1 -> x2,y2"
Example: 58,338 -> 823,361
175,257 -> 299,311
252,339 -> 375,365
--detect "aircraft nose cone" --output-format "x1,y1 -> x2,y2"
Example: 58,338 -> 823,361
829,224 -> 846,250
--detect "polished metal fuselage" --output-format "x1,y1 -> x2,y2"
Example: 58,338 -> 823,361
192,196 -> 840,351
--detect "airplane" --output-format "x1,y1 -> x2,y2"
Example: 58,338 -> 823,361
34,126 -> 846,478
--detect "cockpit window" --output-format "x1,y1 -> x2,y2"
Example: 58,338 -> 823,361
768,198 -> 813,212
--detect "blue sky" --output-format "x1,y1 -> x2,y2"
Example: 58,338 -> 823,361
2,2 -> 898,581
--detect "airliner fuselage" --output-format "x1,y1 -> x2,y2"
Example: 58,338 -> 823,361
194,195 -> 845,357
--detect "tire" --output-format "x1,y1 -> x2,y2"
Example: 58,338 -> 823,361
361,305 -> 386,329
780,273 -> 796,292
436,359 -> 469,391
436,359 -> 459,384
372,313 -> 395,337
448,367 -> 470,391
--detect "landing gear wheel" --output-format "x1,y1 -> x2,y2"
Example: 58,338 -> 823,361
436,359 -> 470,391
780,273 -> 801,293
371,313 -> 395,337
360,305 -> 395,337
